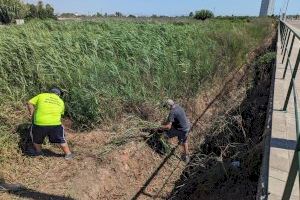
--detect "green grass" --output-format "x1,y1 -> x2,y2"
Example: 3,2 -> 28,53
0,18 -> 274,159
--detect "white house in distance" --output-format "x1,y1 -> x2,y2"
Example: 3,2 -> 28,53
260,0 -> 275,16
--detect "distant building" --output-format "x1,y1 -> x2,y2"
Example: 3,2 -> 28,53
260,0 -> 275,16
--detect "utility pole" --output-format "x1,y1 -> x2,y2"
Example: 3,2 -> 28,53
259,0 -> 275,16
284,0 -> 290,21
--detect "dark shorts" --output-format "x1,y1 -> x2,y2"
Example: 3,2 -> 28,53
166,128 -> 189,144
30,125 -> 66,144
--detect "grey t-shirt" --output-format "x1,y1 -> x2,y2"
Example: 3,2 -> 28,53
167,104 -> 190,132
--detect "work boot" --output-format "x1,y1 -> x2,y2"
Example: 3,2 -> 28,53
64,153 -> 74,160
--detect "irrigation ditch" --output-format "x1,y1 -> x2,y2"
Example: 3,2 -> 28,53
0,20 -> 277,200
168,29 -> 277,200
71,27 -> 277,200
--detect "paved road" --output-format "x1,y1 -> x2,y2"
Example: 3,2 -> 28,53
268,21 -> 300,199
288,20 -> 300,30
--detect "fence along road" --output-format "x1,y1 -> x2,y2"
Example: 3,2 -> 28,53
266,20 -> 300,200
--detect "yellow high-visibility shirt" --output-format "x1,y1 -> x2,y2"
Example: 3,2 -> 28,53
29,93 -> 65,126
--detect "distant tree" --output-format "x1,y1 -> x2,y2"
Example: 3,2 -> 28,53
96,12 -> 102,17
0,0 -> 27,24
36,1 -> 45,18
45,4 -> 55,18
27,4 -> 38,18
151,14 -> 158,18
60,13 -> 77,18
104,12 -> 108,17
26,1 -> 56,20
115,11 -> 123,17
194,9 -> 214,20
189,12 -> 194,17
159,15 -> 168,18
128,14 -> 136,18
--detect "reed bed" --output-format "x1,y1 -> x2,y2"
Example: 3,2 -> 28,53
0,18 -> 273,159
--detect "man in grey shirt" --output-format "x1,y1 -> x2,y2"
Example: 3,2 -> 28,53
161,99 -> 190,162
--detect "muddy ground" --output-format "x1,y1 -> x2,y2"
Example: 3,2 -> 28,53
0,33 -> 276,200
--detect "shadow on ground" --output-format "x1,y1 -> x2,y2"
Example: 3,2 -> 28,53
0,178 -> 74,200
131,146 -> 178,200
9,188 -> 74,200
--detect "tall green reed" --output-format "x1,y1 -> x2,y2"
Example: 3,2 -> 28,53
0,18 -> 273,130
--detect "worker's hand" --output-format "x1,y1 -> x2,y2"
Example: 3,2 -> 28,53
28,111 -> 34,120
156,127 -> 165,133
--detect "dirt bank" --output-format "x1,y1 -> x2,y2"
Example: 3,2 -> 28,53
168,30 -> 277,200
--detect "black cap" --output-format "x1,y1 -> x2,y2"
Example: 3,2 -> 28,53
50,88 -> 62,96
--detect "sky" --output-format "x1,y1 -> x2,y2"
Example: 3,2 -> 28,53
24,0 -> 300,16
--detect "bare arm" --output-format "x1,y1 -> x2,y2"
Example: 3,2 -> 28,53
27,103 -> 35,119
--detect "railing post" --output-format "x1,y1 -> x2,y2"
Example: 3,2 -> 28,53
281,30 -> 291,55
279,21 -> 282,38
282,29 -> 291,54
294,79 -> 300,199
281,26 -> 284,47
283,50 -> 300,111
284,27 -> 288,47
282,142 -> 299,199
282,26 -> 288,48
280,23 -> 284,47
282,79 -> 300,199
281,24 -> 285,47
282,35 -> 296,78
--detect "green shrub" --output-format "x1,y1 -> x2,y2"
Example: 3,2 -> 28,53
194,10 -> 214,20
0,0 -> 56,24
257,52 -> 276,65
26,1 -> 56,20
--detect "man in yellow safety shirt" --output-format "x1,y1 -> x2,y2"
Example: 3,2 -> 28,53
27,88 -> 73,160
